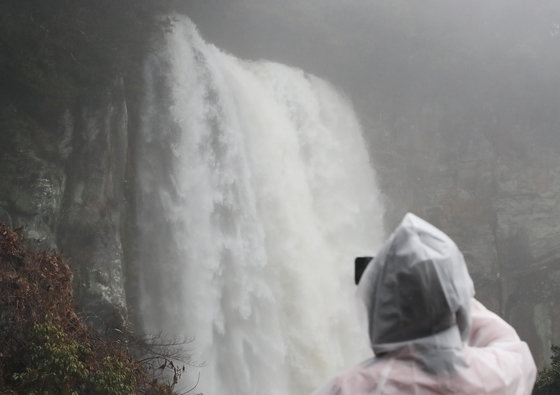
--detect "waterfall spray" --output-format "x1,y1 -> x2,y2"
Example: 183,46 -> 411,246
134,17 -> 385,394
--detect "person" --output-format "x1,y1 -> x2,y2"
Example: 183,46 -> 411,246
312,213 -> 537,395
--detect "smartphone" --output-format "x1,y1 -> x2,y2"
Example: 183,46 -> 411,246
354,256 -> 374,284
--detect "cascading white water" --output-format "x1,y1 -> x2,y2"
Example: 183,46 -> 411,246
135,16 -> 385,395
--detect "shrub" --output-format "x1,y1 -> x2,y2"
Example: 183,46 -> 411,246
12,321 -> 90,394
90,356 -> 137,395
0,223 -> 180,393
533,345 -> 560,395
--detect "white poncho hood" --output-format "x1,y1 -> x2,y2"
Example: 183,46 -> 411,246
357,213 -> 475,372
312,213 -> 537,395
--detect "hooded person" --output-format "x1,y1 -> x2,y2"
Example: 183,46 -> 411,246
312,213 -> 536,395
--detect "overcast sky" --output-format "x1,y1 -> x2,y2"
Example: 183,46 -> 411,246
183,0 -> 560,149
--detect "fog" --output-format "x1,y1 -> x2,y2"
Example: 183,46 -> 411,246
181,0 -> 560,219
182,0 -> 560,140
180,0 -> 560,366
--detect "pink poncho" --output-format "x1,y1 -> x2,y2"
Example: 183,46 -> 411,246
312,213 -> 536,395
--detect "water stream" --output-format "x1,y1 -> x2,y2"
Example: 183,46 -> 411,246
134,17 -> 385,394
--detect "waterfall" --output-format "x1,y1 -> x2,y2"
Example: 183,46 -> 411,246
134,16 -> 385,395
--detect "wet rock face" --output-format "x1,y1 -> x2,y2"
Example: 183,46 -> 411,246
0,106 -> 67,250
0,83 -> 130,334
492,146 -> 560,366
370,119 -> 560,367
57,87 -> 129,334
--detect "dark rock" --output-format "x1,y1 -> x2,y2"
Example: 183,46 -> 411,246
0,80 -> 130,334
58,81 -> 130,330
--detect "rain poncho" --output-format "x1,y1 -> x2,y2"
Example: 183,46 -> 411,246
313,213 -> 536,395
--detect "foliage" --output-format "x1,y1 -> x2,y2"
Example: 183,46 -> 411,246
533,345 -> 560,395
10,320 -> 147,394
0,222 -> 183,394
12,321 -> 90,394
90,356 -> 137,395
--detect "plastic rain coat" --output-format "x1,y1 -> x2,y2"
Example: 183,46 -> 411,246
312,213 -> 536,395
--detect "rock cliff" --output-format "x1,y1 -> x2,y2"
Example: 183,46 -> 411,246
0,82 -> 131,334
366,108 -> 560,367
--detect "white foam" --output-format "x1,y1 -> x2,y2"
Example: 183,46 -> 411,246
135,16 -> 385,395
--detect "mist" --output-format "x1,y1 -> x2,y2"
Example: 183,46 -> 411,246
183,0 -> 560,141
1,1 -> 558,392
182,0 -> 560,367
